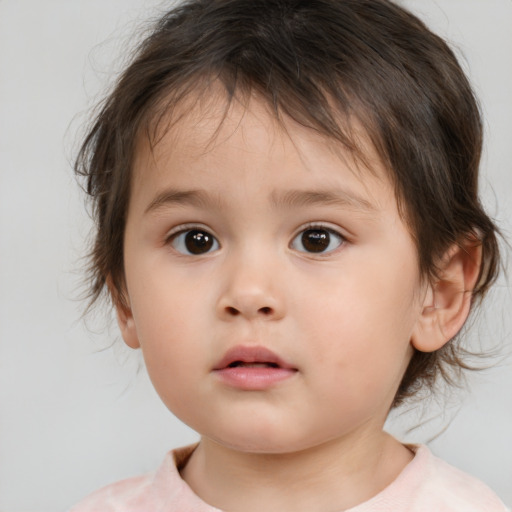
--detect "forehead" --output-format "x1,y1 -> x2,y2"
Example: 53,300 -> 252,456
132,90 -> 391,199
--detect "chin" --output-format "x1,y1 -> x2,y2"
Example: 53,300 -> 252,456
204,423 -> 325,455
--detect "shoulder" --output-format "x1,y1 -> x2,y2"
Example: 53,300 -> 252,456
68,473 -> 155,512
352,444 -> 509,512
68,445 -> 218,512
407,445 -> 508,512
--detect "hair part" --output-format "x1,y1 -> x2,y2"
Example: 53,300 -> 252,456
75,0 -> 501,406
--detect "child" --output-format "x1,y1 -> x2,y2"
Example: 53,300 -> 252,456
71,0 -> 509,510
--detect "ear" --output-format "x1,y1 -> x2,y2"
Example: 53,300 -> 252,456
107,276 -> 141,349
411,240 -> 482,353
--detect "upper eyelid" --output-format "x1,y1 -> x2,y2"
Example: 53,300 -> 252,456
165,222 -> 218,240
292,222 -> 347,239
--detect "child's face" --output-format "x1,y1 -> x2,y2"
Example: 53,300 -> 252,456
119,95 -> 429,453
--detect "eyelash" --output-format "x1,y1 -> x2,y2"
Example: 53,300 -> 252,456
165,223 -> 347,256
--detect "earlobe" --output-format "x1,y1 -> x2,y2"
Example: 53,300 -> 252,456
107,276 -> 141,349
411,240 -> 482,353
115,302 -> 141,349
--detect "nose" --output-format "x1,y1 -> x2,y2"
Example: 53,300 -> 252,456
216,256 -> 285,321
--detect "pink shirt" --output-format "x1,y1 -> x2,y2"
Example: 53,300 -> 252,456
70,444 -> 509,511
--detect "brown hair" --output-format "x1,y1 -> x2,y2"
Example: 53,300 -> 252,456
75,0 -> 500,405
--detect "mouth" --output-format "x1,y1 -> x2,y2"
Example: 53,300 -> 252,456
212,345 -> 297,390
213,345 -> 296,371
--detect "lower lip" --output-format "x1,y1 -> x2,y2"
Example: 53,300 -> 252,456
213,367 -> 297,390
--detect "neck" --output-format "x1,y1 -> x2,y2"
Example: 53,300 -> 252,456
181,429 -> 413,512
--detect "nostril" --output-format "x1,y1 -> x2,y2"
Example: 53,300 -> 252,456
221,305 -> 276,318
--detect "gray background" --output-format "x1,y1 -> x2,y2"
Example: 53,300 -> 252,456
0,1 -> 511,510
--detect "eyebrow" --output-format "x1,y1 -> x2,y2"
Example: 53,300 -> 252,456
269,188 -> 376,213
145,189 -> 222,214
144,187 -> 376,214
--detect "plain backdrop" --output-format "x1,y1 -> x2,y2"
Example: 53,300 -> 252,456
0,1 -> 511,510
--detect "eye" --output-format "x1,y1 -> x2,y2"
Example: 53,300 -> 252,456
291,226 -> 345,254
168,228 -> 220,255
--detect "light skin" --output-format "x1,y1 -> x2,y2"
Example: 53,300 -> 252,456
115,93 -> 481,512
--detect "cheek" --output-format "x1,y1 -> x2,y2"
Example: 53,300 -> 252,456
134,303 -> 207,423
128,274 -> 208,373
298,269 -> 419,386
129,254 -> 212,331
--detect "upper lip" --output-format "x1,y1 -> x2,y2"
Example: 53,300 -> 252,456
213,345 -> 296,370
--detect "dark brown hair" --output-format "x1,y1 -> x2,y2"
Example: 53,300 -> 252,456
76,0 -> 500,405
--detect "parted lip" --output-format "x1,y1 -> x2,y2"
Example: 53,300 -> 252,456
213,345 -> 296,371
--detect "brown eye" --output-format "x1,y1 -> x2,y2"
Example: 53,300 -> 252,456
170,229 -> 219,255
291,227 -> 344,254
